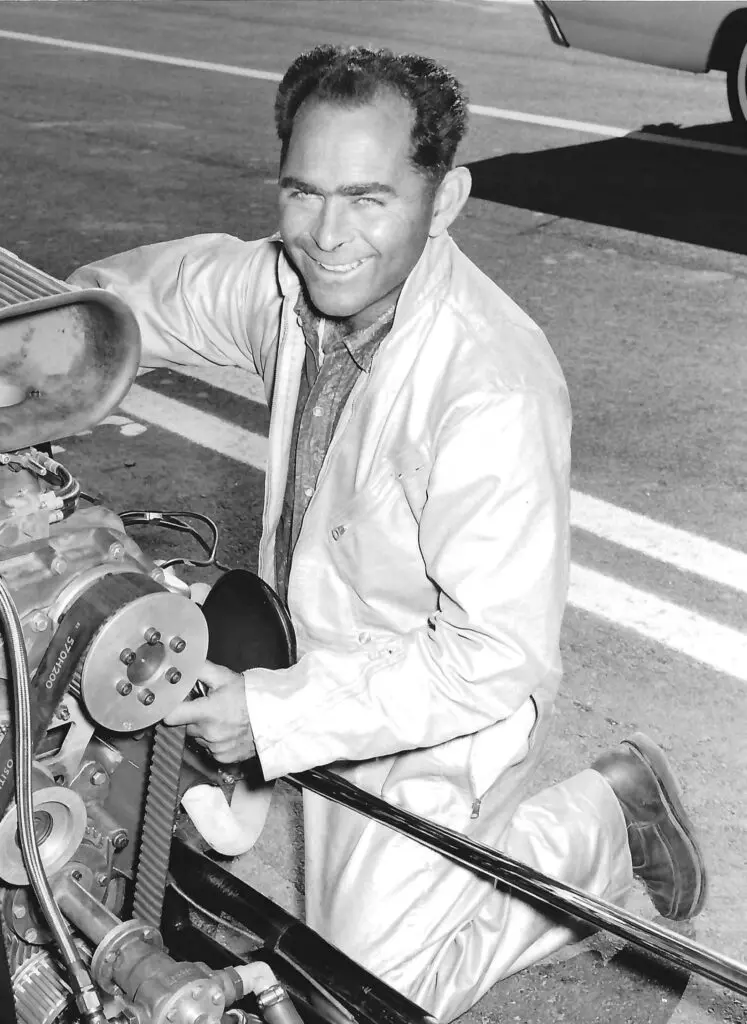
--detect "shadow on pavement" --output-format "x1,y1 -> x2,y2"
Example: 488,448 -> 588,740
467,122 -> 747,255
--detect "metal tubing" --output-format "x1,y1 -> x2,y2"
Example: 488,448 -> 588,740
168,839 -> 436,1024
290,767 -> 747,998
53,873 -> 122,946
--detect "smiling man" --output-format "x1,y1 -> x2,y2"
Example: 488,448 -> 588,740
70,45 -> 706,1022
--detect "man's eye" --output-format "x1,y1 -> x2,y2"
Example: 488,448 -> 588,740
354,196 -> 384,207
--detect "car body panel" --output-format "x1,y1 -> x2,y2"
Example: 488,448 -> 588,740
541,1 -> 745,73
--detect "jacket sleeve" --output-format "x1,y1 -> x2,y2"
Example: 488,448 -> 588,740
67,233 -> 281,378
243,384 -> 571,779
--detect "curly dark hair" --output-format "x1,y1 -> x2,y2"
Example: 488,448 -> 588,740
275,45 -> 469,184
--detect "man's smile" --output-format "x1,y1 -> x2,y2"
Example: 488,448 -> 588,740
309,255 -> 372,275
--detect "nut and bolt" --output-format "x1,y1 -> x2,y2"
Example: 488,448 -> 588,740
144,627 -> 161,645
211,991 -> 223,1005
90,769 -> 108,787
104,951 -> 117,964
55,703 -> 70,722
30,612 -> 49,633
108,542 -> 125,561
95,873 -> 108,887
50,556 -> 67,575
166,667 -> 182,685
138,689 -> 156,706
119,648 -> 136,666
169,636 -> 186,654
12,905 -> 25,920
24,929 -> 39,944
71,870 -> 83,882
111,831 -> 129,850
190,986 -> 204,1001
116,680 -> 133,697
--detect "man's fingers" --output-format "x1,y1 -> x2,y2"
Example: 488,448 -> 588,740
163,697 -> 209,727
196,660 -> 240,692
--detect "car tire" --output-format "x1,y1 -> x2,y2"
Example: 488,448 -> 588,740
726,32 -> 747,128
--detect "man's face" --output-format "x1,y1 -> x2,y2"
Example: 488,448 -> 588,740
278,91 -> 437,332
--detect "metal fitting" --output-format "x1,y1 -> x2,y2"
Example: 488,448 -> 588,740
55,703 -> 71,722
24,929 -> 39,944
90,770 -> 108,787
120,648 -> 136,666
108,542 -> 125,561
138,689 -> 155,706
169,636 -> 186,653
144,627 -> 161,645
165,668 -> 182,685
116,680 -> 133,697
30,611 -> 49,632
50,555 -> 67,575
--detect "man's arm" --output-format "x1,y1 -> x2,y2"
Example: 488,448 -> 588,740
170,385 -> 570,775
68,233 -> 281,375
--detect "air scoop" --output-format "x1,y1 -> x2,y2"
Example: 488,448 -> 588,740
0,248 -> 141,450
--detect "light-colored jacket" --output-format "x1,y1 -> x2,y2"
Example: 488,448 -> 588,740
71,230 -> 571,834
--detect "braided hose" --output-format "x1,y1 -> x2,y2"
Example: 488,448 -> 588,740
0,576 -> 106,1024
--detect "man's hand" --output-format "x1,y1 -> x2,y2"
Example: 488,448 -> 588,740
163,661 -> 257,763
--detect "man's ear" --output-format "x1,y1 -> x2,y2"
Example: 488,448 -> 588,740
429,166 -> 472,237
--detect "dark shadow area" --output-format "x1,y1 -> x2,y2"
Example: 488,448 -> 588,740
467,121 -> 747,255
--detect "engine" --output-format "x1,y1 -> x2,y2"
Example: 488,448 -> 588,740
0,250 -> 303,1024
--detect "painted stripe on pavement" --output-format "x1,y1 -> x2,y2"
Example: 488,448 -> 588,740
119,383 -> 747,683
572,491 -> 747,596
121,384 -> 269,468
570,564 -> 747,684
3,29 -> 747,158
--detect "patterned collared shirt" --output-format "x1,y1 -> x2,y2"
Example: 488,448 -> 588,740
274,293 -> 396,605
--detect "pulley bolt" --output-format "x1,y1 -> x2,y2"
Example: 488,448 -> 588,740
191,986 -> 203,1000
144,627 -> 161,645
71,870 -> 83,881
108,542 -> 125,561
169,636 -> 186,653
12,905 -> 24,919
30,612 -> 49,633
104,951 -> 117,964
55,703 -> 70,722
90,769 -> 107,786
112,831 -> 129,850
138,689 -> 156,706
24,929 -> 38,944
116,680 -> 133,697
120,648 -> 136,666
50,556 -> 67,575
166,667 -> 182,685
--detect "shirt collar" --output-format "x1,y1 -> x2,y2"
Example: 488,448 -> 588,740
293,290 -> 396,373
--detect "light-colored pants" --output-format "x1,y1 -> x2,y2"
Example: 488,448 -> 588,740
304,768 -> 633,1022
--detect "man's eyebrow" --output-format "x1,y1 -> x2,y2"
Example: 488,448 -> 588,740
279,176 -> 395,197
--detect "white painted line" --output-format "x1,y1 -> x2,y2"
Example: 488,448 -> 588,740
3,29 -> 747,158
120,384 -> 269,468
572,491 -> 747,596
162,363 -> 268,405
0,30 -> 283,82
570,564 -> 747,684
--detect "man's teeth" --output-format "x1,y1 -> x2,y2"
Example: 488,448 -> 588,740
317,259 -> 366,273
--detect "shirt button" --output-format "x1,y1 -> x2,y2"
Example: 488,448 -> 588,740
304,487 -> 314,499
312,406 -> 323,417
358,631 -> 371,645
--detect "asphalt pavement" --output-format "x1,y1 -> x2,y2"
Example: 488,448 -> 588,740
0,2 -> 745,1022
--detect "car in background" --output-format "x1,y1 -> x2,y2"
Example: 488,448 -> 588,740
535,1 -> 747,129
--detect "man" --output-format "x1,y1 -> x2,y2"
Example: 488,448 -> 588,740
70,45 -> 706,1022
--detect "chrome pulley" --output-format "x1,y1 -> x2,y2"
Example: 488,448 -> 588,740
54,571 -> 208,733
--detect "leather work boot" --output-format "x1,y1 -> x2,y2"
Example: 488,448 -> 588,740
591,732 -> 707,921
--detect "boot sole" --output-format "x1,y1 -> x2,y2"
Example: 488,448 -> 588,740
623,732 -> 708,919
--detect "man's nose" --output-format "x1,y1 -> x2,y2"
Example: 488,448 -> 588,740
311,198 -> 351,251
